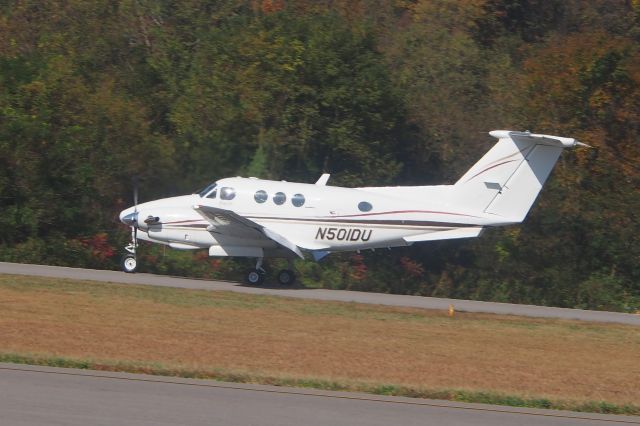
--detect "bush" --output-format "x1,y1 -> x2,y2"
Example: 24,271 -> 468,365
575,273 -> 633,312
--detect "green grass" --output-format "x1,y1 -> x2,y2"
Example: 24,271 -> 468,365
2,352 -> 639,416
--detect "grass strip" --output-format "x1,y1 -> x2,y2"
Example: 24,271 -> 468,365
2,352 -> 638,417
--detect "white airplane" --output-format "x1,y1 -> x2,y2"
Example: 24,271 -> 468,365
119,130 -> 587,285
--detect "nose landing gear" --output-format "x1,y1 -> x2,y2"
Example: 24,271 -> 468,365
121,179 -> 140,273
121,226 -> 138,273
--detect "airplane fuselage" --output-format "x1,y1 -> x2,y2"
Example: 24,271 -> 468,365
121,177 -> 495,256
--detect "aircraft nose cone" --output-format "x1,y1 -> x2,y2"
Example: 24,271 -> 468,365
120,211 -> 138,226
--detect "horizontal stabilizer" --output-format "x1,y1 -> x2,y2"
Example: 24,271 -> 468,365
489,130 -> 581,148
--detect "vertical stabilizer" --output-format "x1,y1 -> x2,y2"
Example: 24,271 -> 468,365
453,131 -> 579,222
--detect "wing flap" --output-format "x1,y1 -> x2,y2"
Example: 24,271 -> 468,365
193,204 -> 304,259
404,227 -> 484,243
263,227 -> 304,259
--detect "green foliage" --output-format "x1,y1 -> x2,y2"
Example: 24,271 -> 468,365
0,0 -> 638,311
575,273 -> 633,312
136,244 -> 246,281
169,9 -> 406,186
0,233 -> 118,269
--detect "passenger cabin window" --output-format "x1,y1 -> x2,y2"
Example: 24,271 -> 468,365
292,193 -> 305,207
358,201 -> 373,212
273,192 -> 286,205
254,190 -> 268,203
220,187 -> 236,200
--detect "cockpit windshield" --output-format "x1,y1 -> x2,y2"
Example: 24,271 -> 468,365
196,182 -> 217,197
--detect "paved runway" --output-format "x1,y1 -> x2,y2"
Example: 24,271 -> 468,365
2,262 -> 638,325
2,364 -> 638,426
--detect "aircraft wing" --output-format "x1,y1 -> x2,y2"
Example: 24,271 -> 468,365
193,204 -> 304,259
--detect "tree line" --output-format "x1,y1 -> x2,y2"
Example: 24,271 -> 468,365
1,0 -> 638,311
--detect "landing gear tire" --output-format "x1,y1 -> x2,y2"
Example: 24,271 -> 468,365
121,254 -> 137,273
277,269 -> 296,286
246,269 -> 266,285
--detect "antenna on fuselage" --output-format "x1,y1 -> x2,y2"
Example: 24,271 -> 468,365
315,174 -> 331,186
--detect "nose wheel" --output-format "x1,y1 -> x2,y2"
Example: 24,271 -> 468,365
121,253 -> 138,273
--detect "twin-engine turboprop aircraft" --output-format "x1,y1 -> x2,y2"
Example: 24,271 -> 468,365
119,130 -> 587,285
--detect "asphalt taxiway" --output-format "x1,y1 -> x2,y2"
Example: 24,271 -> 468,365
1,262 -> 639,325
2,364 -> 638,426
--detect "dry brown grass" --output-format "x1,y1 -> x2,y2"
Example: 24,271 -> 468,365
1,274 -> 639,406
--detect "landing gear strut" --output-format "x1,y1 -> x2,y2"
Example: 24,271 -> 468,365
122,225 -> 138,273
121,181 -> 140,273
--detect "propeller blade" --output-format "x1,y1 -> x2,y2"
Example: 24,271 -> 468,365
132,177 -> 139,212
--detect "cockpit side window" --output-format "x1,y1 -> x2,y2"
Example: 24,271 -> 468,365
206,188 -> 217,199
198,183 -> 217,197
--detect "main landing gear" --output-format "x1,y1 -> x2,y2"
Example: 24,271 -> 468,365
245,258 -> 296,286
246,258 -> 266,285
276,269 -> 295,286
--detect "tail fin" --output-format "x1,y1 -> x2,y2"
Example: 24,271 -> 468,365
453,130 -> 581,222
